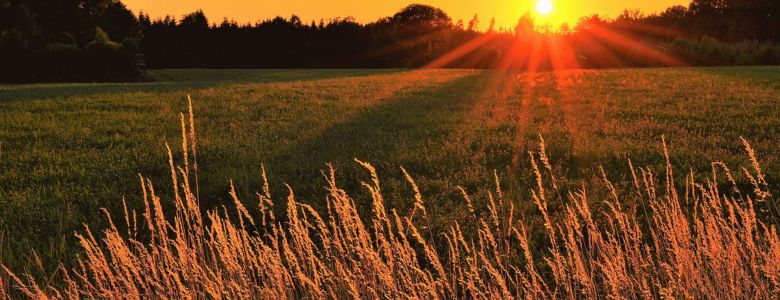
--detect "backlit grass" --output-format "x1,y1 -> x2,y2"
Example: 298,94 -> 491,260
2,106 -> 778,298
0,67 -> 778,273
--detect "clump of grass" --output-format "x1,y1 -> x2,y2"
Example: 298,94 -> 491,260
2,100 -> 779,299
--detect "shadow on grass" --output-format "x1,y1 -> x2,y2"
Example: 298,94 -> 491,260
199,73 -> 485,215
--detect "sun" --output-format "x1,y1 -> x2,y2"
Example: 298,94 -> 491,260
535,0 -> 554,15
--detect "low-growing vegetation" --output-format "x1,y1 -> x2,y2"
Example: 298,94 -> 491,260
3,0 -> 779,298
670,37 -> 780,66
2,103 -> 778,298
1,67 -> 779,277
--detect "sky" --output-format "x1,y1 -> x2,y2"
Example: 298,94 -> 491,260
123,0 -> 690,30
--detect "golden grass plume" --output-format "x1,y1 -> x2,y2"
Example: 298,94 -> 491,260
2,97 -> 779,299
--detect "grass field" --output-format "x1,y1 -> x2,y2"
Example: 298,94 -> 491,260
1,67 -> 779,272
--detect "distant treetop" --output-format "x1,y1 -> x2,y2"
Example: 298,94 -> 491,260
391,4 -> 452,28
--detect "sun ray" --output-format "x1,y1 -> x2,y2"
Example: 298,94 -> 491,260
587,25 -> 686,67
357,30 -> 450,65
425,34 -> 500,68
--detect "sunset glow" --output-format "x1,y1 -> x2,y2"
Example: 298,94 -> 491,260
123,0 -> 689,30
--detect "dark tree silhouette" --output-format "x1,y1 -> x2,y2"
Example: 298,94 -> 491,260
391,4 -> 451,28
1,0 -> 779,82
0,0 -> 141,82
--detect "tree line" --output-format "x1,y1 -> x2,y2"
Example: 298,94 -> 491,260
1,0 -> 779,82
1,0 -> 141,82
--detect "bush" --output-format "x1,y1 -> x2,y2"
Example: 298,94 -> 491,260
0,27 -> 141,82
0,29 -> 31,81
82,28 -> 140,79
670,36 -> 780,66
37,43 -> 82,80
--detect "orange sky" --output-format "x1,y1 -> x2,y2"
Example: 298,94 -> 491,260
124,0 -> 689,30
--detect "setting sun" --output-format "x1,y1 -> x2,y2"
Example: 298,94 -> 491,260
535,0 -> 554,15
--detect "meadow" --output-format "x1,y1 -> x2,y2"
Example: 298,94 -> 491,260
1,67 -> 779,294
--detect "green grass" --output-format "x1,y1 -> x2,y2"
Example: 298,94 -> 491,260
1,67 -> 779,270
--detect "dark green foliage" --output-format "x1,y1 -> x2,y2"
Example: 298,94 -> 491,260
37,43 -> 82,76
136,0 -> 780,70
391,4 -> 452,28
671,37 -> 780,65
0,0 -> 141,82
2,0 -> 780,81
